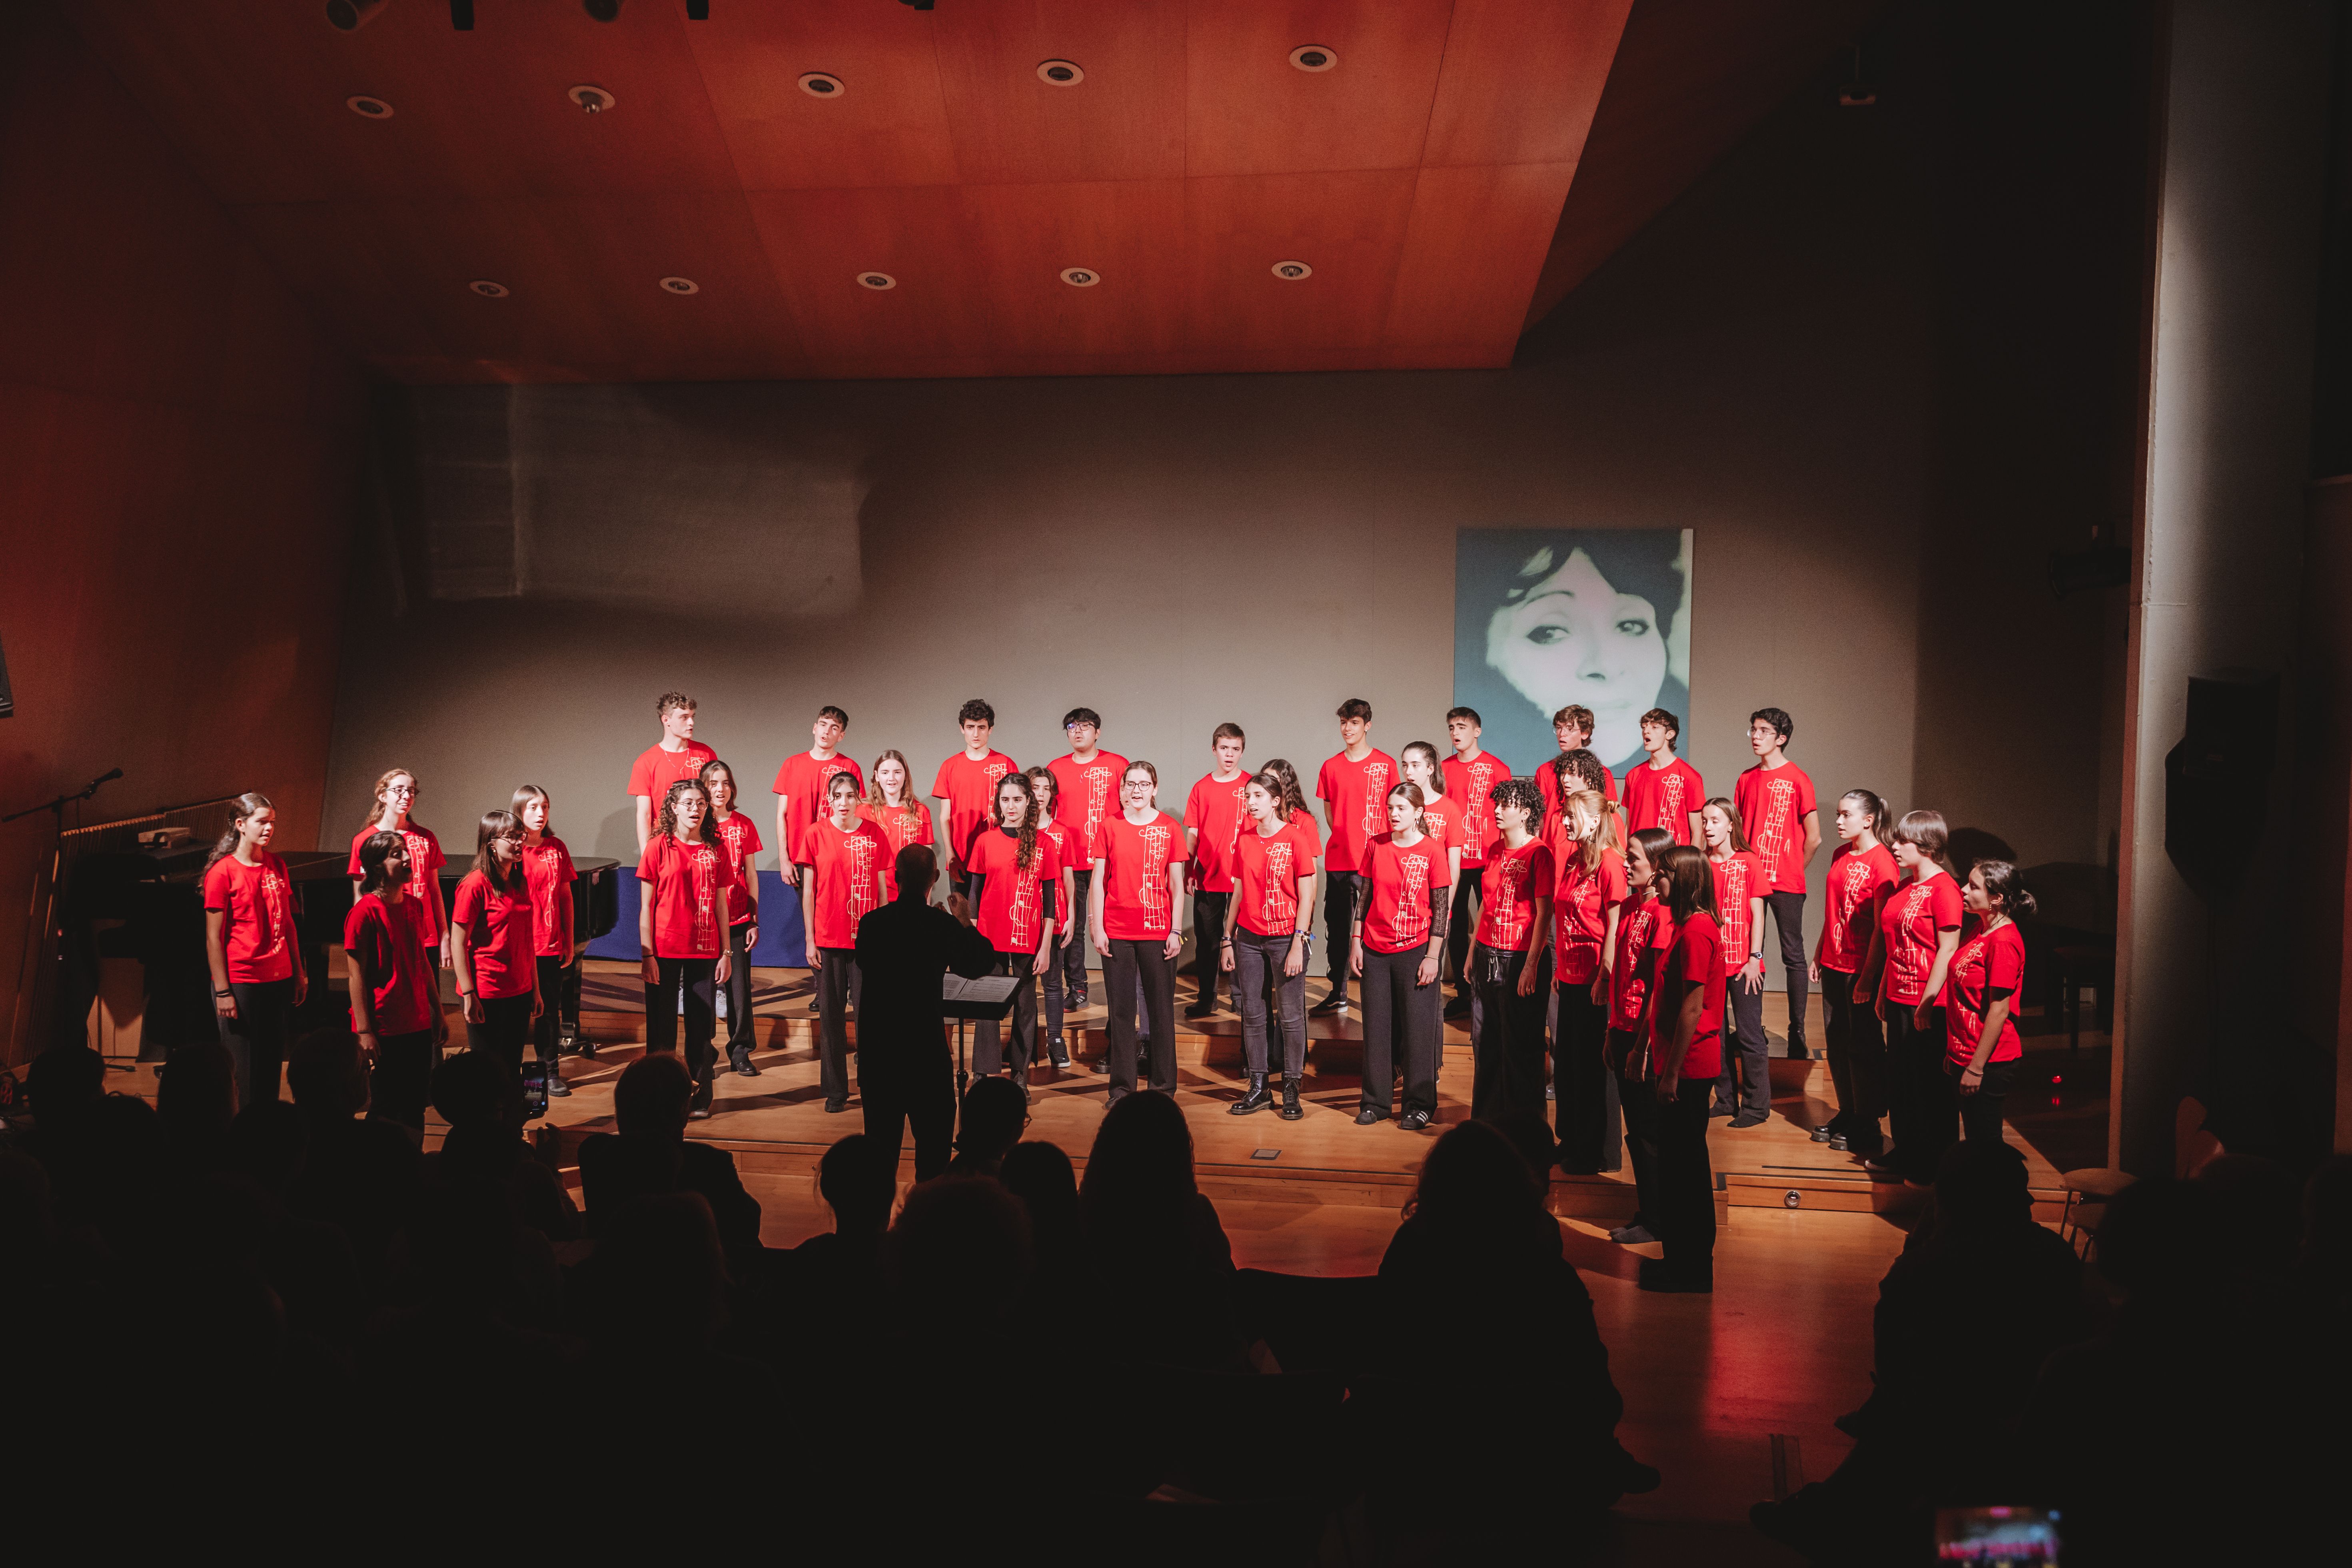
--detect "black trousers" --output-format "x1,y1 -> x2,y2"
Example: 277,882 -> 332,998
1042,938 -> 1068,1058
722,922 -> 756,1054
532,956 -> 575,1065
1553,980 -> 1618,1171
1358,943 -> 1439,1118
1613,1049 -> 1655,1227
1957,1056 -> 2018,1145
1885,1001 -> 1947,1181
218,977 -> 295,1113
1715,973 -> 1769,1116
862,1043 -> 954,1182
974,951 -> 1039,1080
1060,870 -> 1094,999
815,947 -> 861,1105
1232,929 -> 1306,1080
1321,870 -> 1362,1002
467,991 -> 535,1080
1820,967 -> 1885,1153
1446,873 -> 1482,990
370,1028 -> 436,1140
1190,890 -> 1230,1007
1763,889 -> 1809,1042
1104,938 -> 1177,1099
1469,943 -> 1549,1124
646,955 -> 719,1111
1649,1075 -> 1717,1278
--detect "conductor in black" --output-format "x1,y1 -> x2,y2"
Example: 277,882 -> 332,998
853,843 -> 998,1182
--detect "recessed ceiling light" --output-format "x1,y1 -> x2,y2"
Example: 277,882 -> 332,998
1059,267 -> 1101,288
1271,261 -> 1312,281
1290,45 -> 1338,72
469,280 -> 510,298
346,94 -> 395,118
326,0 -> 388,31
1037,60 -> 1084,86
659,276 -> 699,295
799,72 -> 845,98
569,84 -> 615,115
857,272 -> 897,290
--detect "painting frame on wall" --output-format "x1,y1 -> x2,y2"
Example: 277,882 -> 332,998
1452,528 -> 1695,779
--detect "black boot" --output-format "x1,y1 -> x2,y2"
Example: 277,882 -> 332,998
729,1045 -> 761,1077
545,1063 -> 571,1097
1279,1076 -> 1303,1121
1230,1073 -> 1272,1115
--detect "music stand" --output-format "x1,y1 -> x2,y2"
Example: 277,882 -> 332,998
941,974 -> 1020,1099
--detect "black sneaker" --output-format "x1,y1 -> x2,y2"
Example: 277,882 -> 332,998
547,1073 -> 572,1098
1808,1125 -> 1831,1143
823,1098 -> 848,1114
1068,989 -> 1089,1010
1401,1108 -> 1432,1131
1354,1107 -> 1384,1126
1307,994 -> 1347,1017
1608,1223 -> 1657,1244
1730,1111 -> 1768,1129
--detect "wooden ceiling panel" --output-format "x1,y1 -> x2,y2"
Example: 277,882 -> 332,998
956,181 -> 1190,358
746,186 -> 992,369
687,0 -> 960,191
929,0 -> 1187,185
1424,0 -> 1634,167
1184,171 -> 1417,352
1181,0 -> 1454,177
1385,161 -> 1577,351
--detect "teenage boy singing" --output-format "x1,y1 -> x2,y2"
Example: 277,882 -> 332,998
1733,707 -> 1821,1057
1621,708 -> 1704,847
1309,699 -> 1396,1018
628,691 -> 716,853
1046,707 -> 1127,1011
1183,723 -> 1250,1018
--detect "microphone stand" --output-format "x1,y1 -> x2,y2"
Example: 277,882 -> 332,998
6,769 -> 123,1061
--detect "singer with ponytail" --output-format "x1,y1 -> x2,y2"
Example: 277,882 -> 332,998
203,793 -> 306,1111
450,809 -> 542,1087
345,830 -> 443,1138
1939,860 -> 2037,1147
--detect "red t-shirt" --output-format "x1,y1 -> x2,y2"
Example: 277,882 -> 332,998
203,852 -> 296,984
1552,846 -> 1629,985
343,893 -> 435,1037
858,801 -> 935,900
518,835 -> 577,957
1650,909 -> 1726,1082
1475,836 -> 1556,953
636,834 -> 742,960
1609,893 -> 1667,1034
1417,793 -> 1466,868
1708,850 -> 1766,971
451,869 -> 537,1000
771,751 -> 863,865
930,750 -> 1020,872
967,825 -> 1061,955
628,740 -> 719,803
346,823 -> 447,943
1232,821 -> 1318,938
1620,758 -> 1704,845
1945,918 -> 2026,1067
1184,771 -> 1253,892
1734,762 -> 1819,895
1817,843 -> 1899,974
1315,749 -> 1398,874
1879,870 -> 1964,1005
1089,811 -> 1186,941
709,811 -> 764,925
1286,808 -> 1323,857
1359,831 -> 1448,954
803,816 -> 890,951
1047,751 -> 1128,857
1442,752 -> 1513,868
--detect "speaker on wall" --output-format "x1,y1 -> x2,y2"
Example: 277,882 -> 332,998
0,631 -> 12,717
2164,667 -> 2279,891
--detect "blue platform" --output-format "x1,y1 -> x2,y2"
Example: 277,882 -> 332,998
583,869 -> 808,966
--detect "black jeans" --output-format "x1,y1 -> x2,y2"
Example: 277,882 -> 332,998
1446,873 -> 1482,990
1763,889 -> 1809,1043
1613,1049 -> 1655,1226
974,951 -> 1039,1081
1061,870 -> 1094,1000
646,955 -> 719,1112
1553,981 -> 1617,1171
1321,870 -> 1362,1002
467,991 -> 535,1081
723,922 -> 756,1055
1885,1001 -> 1947,1180
1042,939 -> 1069,1059
1469,943 -> 1549,1124
218,977 -> 295,1113
532,955 -> 575,1066
862,1044 -> 954,1182
1649,1075 -> 1717,1278
370,1028 -> 436,1140
1716,971 -> 1769,1116
1104,938 -> 1177,1098
815,947 -> 861,1105
1957,1056 -> 2018,1145
1358,943 -> 1439,1118
1820,967 -> 1885,1153
1190,890 -> 1230,1008
1232,929 -> 1306,1079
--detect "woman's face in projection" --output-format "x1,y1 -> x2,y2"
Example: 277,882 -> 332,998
1484,545 -> 1669,763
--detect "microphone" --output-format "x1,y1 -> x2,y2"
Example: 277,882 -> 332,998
95,769 -> 123,784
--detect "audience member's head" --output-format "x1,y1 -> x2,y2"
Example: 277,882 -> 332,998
1079,1090 -> 1196,1234
431,1049 -> 515,1133
2092,1176 -> 2218,1299
288,1029 -> 369,1121
818,1133 -> 898,1238
884,1176 -> 1034,1338
156,1043 -> 236,1160
1408,1119 -> 1549,1245
954,1077 -> 1029,1172
223,1101 -> 309,1201
1929,1137 -> 2034,1235
2194,1154 -> 2302,1282
613,1052 -> 694,1139
26,1044 -> 104,1125
999,1140 -> 1080,1270
1488,1112 -> 1559,1195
